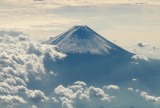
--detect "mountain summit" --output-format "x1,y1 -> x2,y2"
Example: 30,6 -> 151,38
44,25 -> 135,85
45,25 -> 132,55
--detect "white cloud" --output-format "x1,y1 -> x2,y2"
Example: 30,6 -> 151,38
0,35 -> 65,82
53,83 -> 160,108
125,88 -> 160,103
0,35 -> 65,107
133,42 -> 160,60
132,78 -> 138,81
0,34 -> 159,107
4,78 -> 16,85
0,95 -> 26,105
1,0 -> 160,5
54,81 -> 112,108
60,97 -> 73,108
28,90 -> 48,102
32,105 -> 37,108
74,81 -> 87,87
132,54 -> 149,61
127,88 -> 134,91
103,85 -> 119,90
140,91 -> 160,103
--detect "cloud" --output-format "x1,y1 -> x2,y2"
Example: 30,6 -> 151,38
60,97 -> 73,108
0,35 -> 65,81
140,91 -> 160,103
32,105 -> 37,108
133,42 -> 160,60
127,88 -> 134,91
28,90 -> 48,102
0,34 -> 65,107
54,81 -> 112,108
0,95 -> 26,105
53,82 -> 160,108
73,81 -> 87,86
132,78 -> 138,81
103,85 -> 119,90
132,54 -> 149,61
124,87 -> 160,104
0,34 -> 160,107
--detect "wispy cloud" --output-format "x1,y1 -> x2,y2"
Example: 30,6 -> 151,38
1,0 -> 160,5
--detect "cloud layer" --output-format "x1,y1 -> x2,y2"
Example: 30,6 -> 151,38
0,35 -> 65,107
0,34 -> 160,108
54,81 -> 112,108
1,0 -> 160,5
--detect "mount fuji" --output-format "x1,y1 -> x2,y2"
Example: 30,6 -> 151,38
45,25 -> 133,57
43,25 -> 136,85
43,26 -> 160,94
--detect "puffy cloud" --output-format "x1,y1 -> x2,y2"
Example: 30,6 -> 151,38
54,81 -> 112,108
32,105 -> 37,108
0,82 -> 27,95
125,88 -> 160,103
0,35 -> 159,107
0,82 -> 13,94
103,85 -> 119,90
28,90 -> 48,102
0,35 -> 65,107
60,97 -> 73,108
0,95 -> 26,105
73,81 -> 87,87
140,91 -> 160,103
132,54 -> 149,61
127,88 -> 134,91
54,85 -> 75,99
0,35 -> 65,82
4,78 -> 16,85
140,91 -> 160,102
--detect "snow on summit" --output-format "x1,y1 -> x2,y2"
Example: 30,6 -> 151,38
45,25 -> 132,55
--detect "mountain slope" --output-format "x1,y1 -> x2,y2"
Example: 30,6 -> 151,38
43,25 -> 135,86
43,26 -> 160,96
45,25 -> 132,56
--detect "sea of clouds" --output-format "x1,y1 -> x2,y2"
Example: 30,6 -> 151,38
0,33 -> 160,108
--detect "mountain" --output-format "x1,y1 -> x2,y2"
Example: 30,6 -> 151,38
42,26 -> 160,94
45,25 -> 132,56
43,25 -> 136,86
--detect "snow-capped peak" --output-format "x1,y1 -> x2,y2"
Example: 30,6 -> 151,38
45,25 -> 131,55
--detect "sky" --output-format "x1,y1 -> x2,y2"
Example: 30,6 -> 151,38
0,0 -> 160,54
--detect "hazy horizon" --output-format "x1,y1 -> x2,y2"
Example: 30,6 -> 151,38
0,1 -> 160,58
